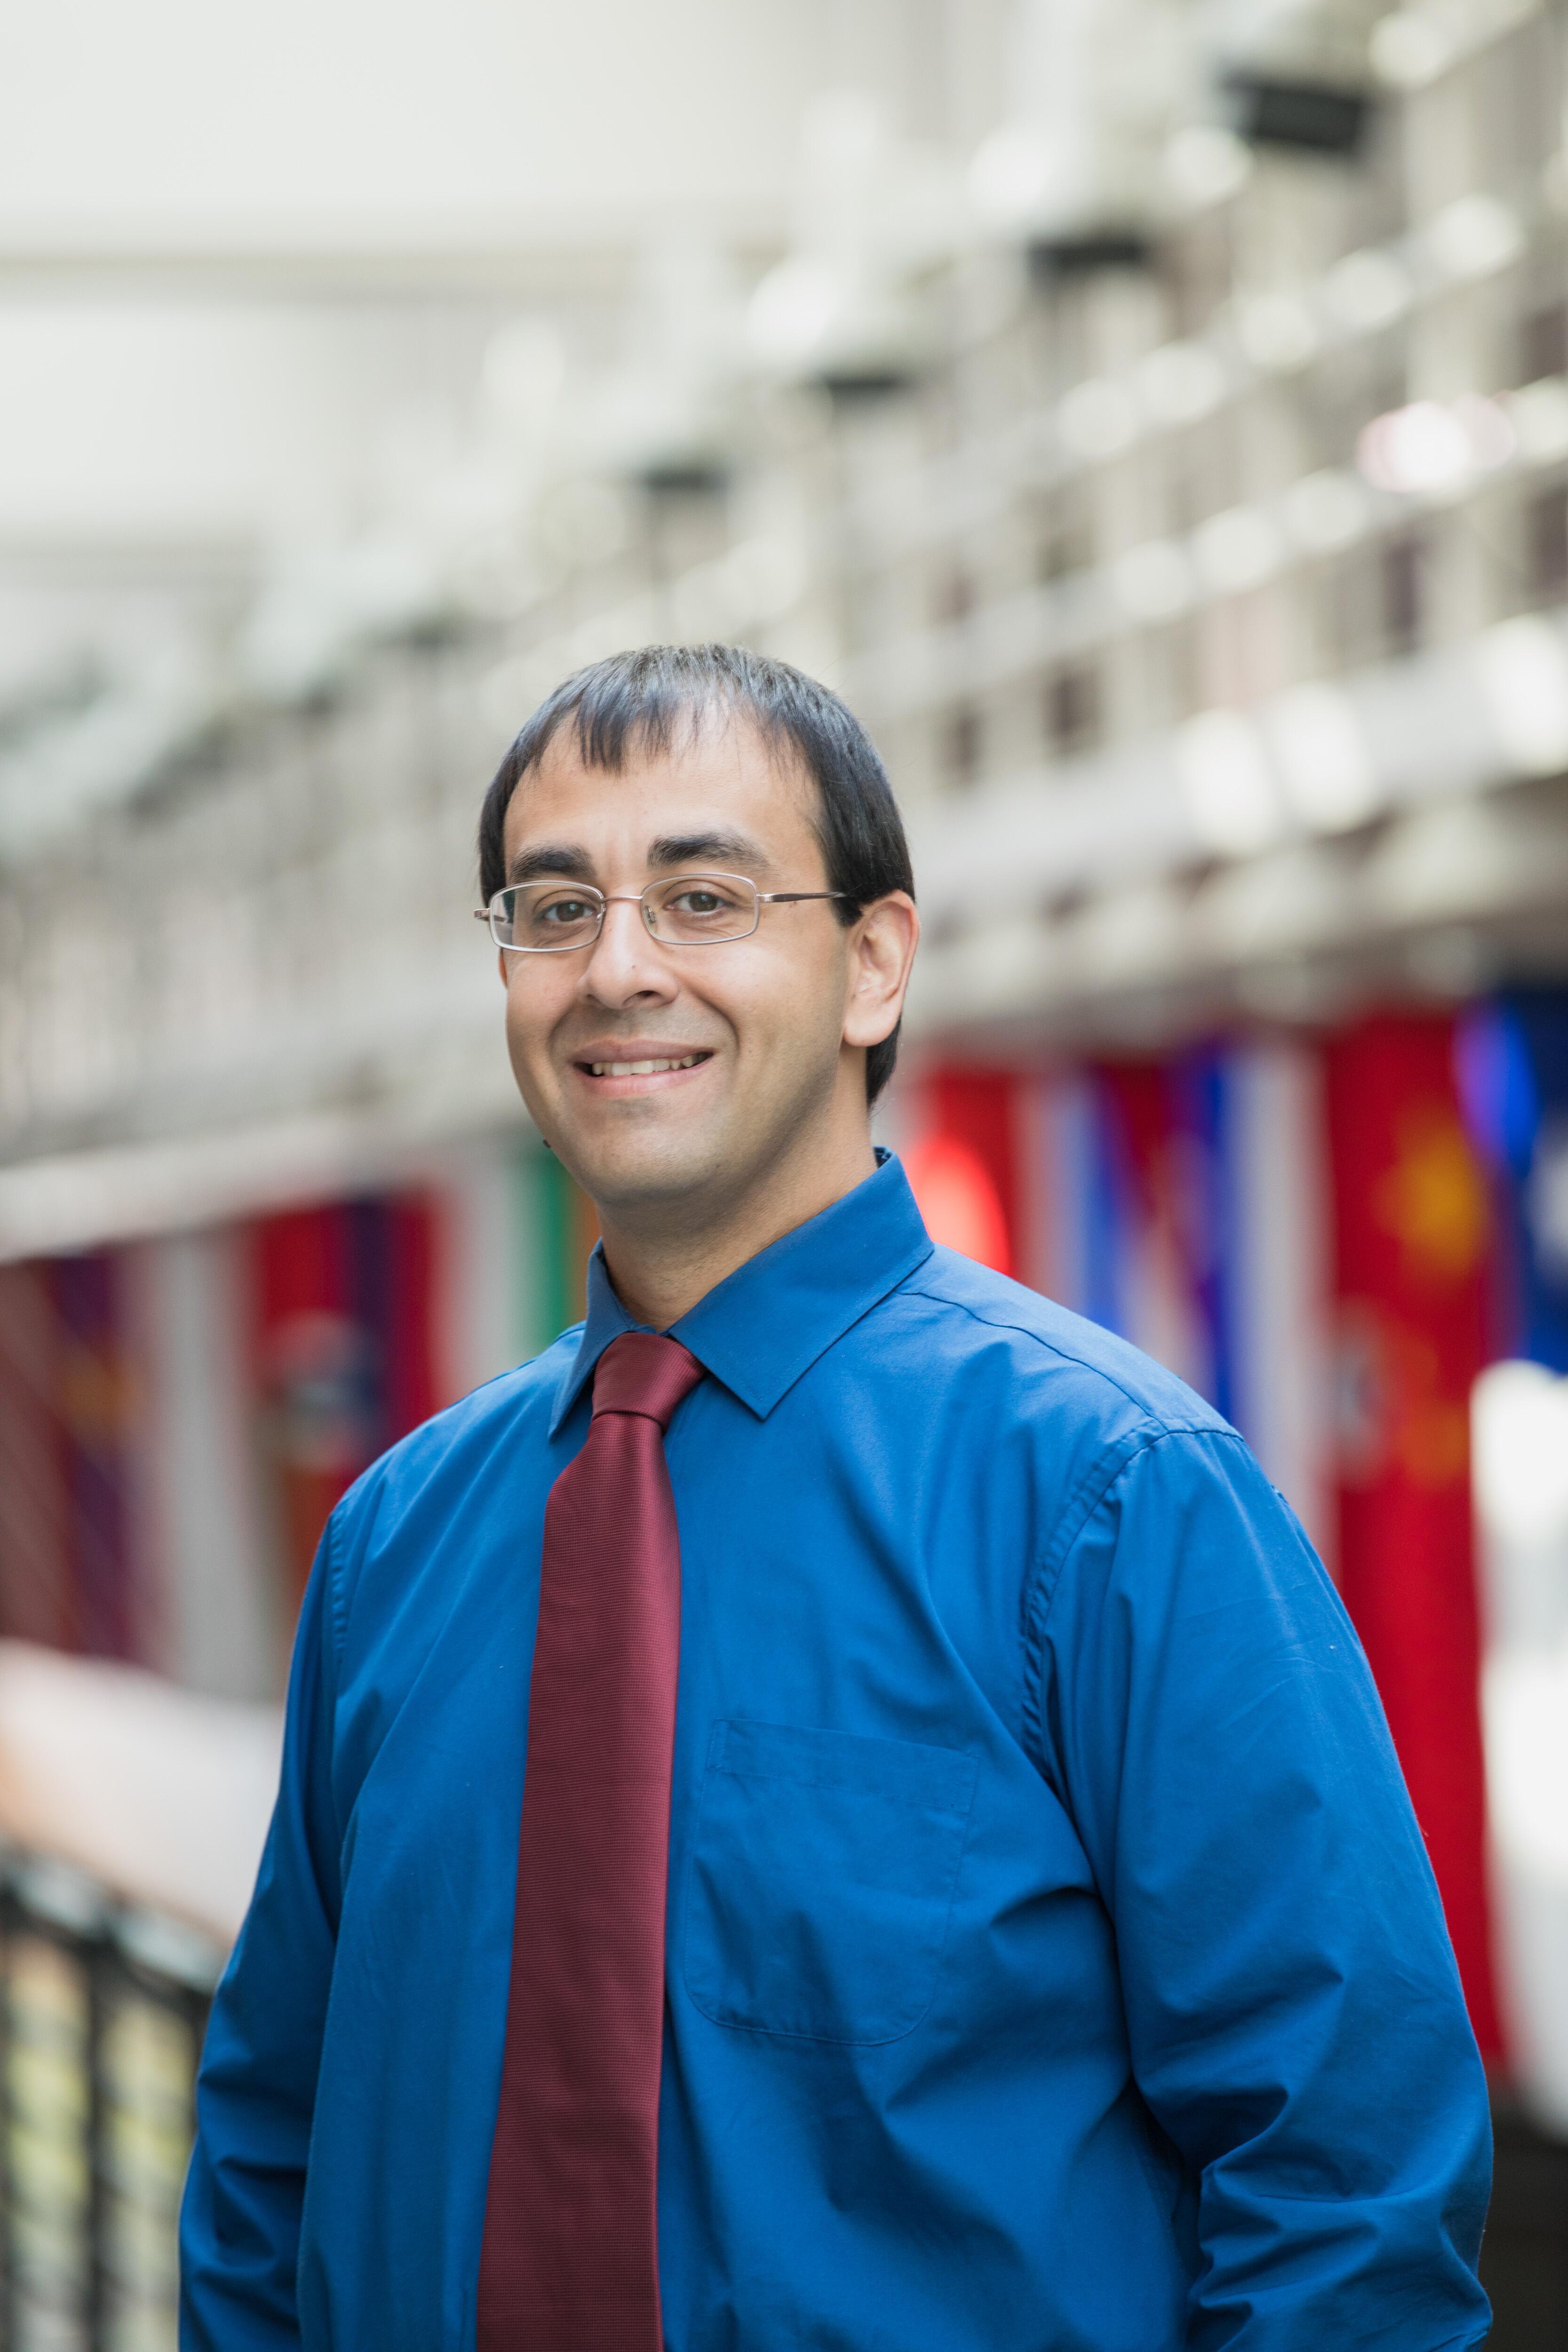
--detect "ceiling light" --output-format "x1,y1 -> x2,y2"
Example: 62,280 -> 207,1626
1056,377 -> 1139,459
1356,399 -> 1472,494
1263,682 -> 1381,830
1235,292 -> 1319,372
1477,615 -> 1568,776
1508,377 -> 1568,463
1426,194 -> 1523,280
1163,125 -> 1252,207
1112,539 -> 1194,619
1137,341 -> 1227,424
1177,709 -> 1281,855
969,126 -> 1053,229
748,258 -> 844,371
1456,391 -> 1518,471
1369,10 -> 1453,88
1282,469 -> 1368,551
1191,505 -> 1281,592
1322,248 -> 1412,333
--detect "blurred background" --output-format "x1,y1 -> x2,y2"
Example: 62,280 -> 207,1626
2,0 -> 1568,2340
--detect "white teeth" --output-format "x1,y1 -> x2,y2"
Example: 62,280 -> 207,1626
588,1055 -> 703,1077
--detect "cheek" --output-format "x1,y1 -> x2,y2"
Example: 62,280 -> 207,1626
721,944 -> 844,1064
503,973 -> 564,1070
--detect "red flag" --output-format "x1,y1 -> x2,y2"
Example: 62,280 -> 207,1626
51,1250 -> 142,1662
1324,1013 -> 1501,2055
247,1192 -> 441,1622
248,1206 -> 361,1620
909,1069 -> 1020,1276
0,1262 -> 73,1649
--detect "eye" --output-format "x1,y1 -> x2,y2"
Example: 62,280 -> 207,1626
666,878 -> 748,916
536,892 -> 596,926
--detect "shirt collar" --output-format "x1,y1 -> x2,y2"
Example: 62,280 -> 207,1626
550,1150 -> 933,1433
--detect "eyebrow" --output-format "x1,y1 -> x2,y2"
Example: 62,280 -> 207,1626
647,829 -> 774,874
504,829 -> 776,887
505,842 -> 595,885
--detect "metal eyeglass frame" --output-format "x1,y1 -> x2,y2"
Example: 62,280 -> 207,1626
475,870 -> 850,953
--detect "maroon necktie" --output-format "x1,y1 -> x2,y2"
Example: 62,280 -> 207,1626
478,1330 -> 705,2352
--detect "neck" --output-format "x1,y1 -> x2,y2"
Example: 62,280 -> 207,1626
596,1120 -> 879,1331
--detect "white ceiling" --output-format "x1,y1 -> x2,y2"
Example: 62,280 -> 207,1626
0,0 -> 833,248
0,0 -> 986,571
0,0 -> 995,264
0,0 -> 1004,852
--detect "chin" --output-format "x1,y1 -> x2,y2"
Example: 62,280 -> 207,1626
559,1128 -> 724,1214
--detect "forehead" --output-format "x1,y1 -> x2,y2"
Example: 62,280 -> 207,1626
500,707 -> 820,867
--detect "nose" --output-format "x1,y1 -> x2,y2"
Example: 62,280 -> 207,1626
577,894 -> 676,1009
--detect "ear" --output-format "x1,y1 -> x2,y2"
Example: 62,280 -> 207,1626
842,893 -> 920,1051
497,949 -> 510,988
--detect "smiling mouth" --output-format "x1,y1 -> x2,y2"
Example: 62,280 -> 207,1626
577,1051 -> 713,1079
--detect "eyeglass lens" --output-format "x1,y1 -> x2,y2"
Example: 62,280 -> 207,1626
491,872 -> 761,951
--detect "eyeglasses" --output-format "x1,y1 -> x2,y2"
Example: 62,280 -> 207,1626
476,870 -> 849,953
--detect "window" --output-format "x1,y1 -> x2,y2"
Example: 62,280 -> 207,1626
1382,534 -> 1425,654
1528,489 -> 1568,601
946,704 -> 982,787
934,568 -> 975,627
1521,304 -> 1568,386
1045,664 -> 1100,755
1036,489 -> 1093,584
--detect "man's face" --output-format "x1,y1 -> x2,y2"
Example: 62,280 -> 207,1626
498,715 -> 895,1224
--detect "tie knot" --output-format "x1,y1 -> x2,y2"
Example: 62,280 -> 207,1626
590,1331 -> 705,1431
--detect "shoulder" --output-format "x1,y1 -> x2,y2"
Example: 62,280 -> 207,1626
889,1245 -> 1231,1451
322,1324 -> 583,1583
851,1251 -> 1243,1579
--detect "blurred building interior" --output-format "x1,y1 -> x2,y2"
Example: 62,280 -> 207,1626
3,0 -> 1568,2341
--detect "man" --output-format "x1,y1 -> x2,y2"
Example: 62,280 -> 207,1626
182,643 -> 1490,2351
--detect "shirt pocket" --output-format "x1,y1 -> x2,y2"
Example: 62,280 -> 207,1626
681,1718 -> 979,2045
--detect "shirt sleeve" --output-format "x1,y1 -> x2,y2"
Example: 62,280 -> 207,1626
179,1514 -> 345,2352
1030,1424 -> 1492,2352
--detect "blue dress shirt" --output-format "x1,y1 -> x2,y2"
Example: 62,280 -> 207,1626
181,1154 -> 1490,2351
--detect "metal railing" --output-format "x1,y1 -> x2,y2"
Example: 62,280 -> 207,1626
0,1849 -> 222,2352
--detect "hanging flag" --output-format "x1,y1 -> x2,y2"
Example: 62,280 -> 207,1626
0,1262 -> 73,1650
0,1249 -> 154,1668
1457,986 -> 1568,1369
248,1204 -> 367,1621
128,1230 -> 276,1699
437,1140 -> 531,1398
1011,1060 -> 1194,1361
1102,1058 -> 1209,1396
1174,1041 -> 1336,1563
51,1251 -> 142,1663
348,1194 -> 441,1443
525,1148 -> 601,1344
1324,1011 -> 1500,2055
1471,1355 -> 1568,2135
902,1129 -> 1013,1272
910,1068 -> 1020,1275
247,1192 -> 442,1623
1456,988 -> 1568,2120
938,1044 -> 1333,1562
1021,1068 -> 1105,1317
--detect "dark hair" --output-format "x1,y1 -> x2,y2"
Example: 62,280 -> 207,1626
477,642 -> 915,1104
